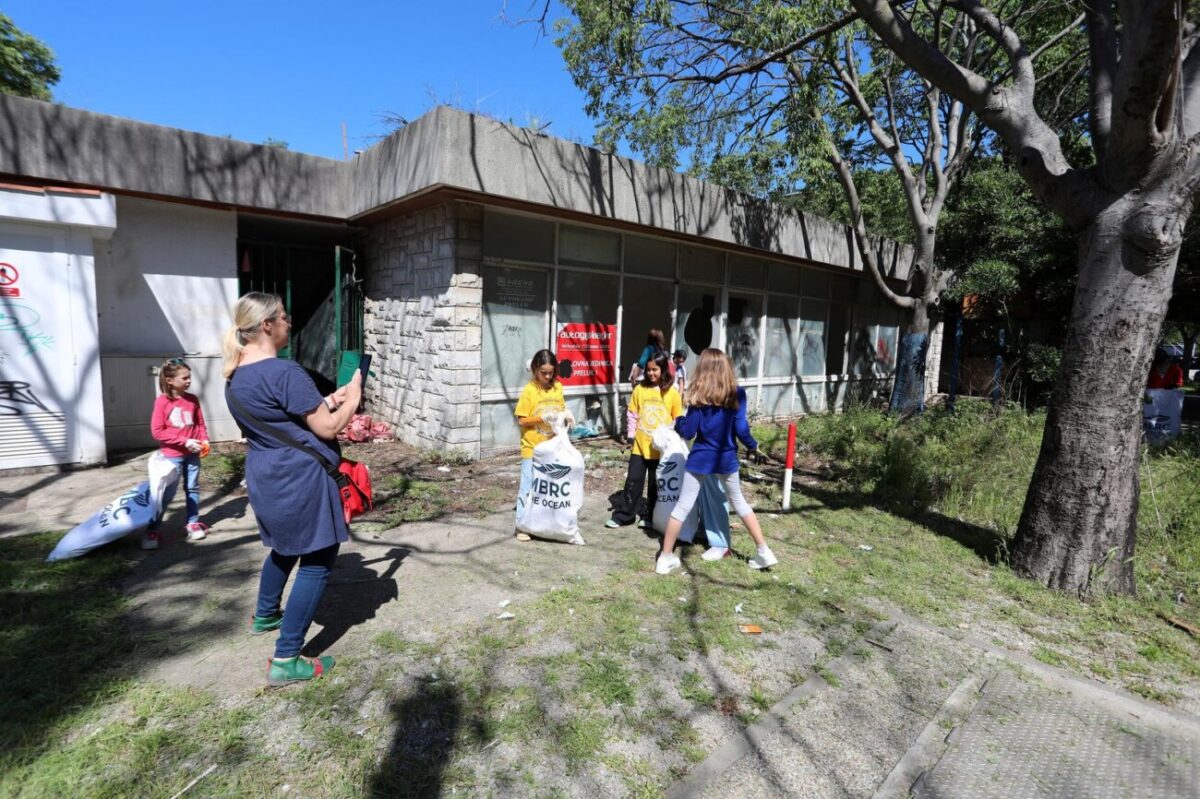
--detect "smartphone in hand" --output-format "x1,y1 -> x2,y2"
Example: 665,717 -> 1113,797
357,354 -> 372,390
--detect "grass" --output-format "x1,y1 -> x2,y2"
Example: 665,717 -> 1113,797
6,402 -> 1200,796
374,475 -> 448,523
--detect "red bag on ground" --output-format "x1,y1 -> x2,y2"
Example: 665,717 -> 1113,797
335,459 -> 373,523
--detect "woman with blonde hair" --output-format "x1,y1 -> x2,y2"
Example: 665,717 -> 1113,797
223,292 -> 362,685
655,349 -> 776,574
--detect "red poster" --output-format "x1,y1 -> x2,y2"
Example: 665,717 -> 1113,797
556,322 -> 617,386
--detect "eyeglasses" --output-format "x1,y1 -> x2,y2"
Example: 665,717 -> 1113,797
167,358 -> 188,366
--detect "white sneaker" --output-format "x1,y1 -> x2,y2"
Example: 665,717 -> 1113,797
655,553 -> 682,575
186,522 -> 209,541
140,531 -> 161,551
748,548 -> 778,570
701,547 -> 730,561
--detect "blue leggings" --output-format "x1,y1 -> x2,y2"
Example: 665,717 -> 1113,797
256,544 -> 340,659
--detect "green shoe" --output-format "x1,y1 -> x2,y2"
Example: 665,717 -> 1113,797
267,655 -> 335,686
250,613 -> 283,635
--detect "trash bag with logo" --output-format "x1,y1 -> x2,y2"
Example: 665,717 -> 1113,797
46,453 -> 181,561
650,427 -> 703,542
517,417 -> 586,545
650,427 -> 729,544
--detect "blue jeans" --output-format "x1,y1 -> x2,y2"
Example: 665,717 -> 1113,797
150,453 -> 201,529
256,544 -> 340,659
516,458 -> 534,525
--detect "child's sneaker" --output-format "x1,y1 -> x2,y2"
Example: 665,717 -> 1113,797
748,547 -> 778,570
140,531 -> 161,551
266,654 -> 335,686
186,522 -> 209,541
250,613 -> 283,636
701,547 -> 730,561
655,553 -> 681,575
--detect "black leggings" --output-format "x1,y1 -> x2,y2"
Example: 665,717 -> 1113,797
610,455 -> 659,525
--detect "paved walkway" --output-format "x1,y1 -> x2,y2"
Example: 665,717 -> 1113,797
3,459 -> 1199,798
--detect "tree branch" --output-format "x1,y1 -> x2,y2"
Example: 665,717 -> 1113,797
822,123 -> 918,311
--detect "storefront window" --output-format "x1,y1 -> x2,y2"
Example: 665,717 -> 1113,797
763,295 -> 798,377
800,298 -> 827,376
483,209 -> 554,263
621,277 -> 675,380
555,270 -> 619,386
768,262 -> 802,295
726,292 -> 762,379
729,254 -> 768,289
681,245 -> 725,284
559,225 -> 619,270
625,235 -> 676,278
827,302 -> 849,376
482,266 -> 548,393
675,287 -> 721,375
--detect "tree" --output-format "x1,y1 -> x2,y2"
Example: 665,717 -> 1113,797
556,1 -> 1078,414
852,0 -> 1199,595
0,14 -> 59,100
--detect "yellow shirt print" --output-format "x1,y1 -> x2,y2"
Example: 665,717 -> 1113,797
515,380 -> 566,459
630,384 -> 683,459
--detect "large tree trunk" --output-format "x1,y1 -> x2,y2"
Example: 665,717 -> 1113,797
1011,196 -> 1188,595
889,300 -> 931,416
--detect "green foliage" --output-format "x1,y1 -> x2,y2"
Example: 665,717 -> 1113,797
787,167 -> 913,243
795,405 -> 1200,606
0,14 -> 59,100
940,157 -> 1077,311
797,401 -> 1043,534
946,258 -> 1020,305
261,137 -> 289,149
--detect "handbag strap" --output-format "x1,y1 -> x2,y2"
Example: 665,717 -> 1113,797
224,381 -> 346,485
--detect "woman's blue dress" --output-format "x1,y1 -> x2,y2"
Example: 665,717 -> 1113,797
228,359 -> 348,556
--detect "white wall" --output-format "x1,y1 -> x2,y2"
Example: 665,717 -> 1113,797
0,189 -> 113,468
95,197 -> 239,449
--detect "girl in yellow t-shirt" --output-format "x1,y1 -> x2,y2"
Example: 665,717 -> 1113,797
514,349 -> 570,537
607,350 -> 683,529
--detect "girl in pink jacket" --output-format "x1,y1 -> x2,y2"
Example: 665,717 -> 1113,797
145,359 -> 210,549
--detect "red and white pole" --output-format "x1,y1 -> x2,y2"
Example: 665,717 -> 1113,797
782,422 -> 797,510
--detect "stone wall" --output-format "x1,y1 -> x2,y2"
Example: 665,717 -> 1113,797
362,201 -> 483,458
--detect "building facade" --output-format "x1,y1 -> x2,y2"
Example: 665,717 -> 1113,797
0,96 -> 912,468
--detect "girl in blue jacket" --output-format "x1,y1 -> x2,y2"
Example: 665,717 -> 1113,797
656,348 -> 778,575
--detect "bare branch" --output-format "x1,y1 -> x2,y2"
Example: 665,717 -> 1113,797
821,120 -> 918,311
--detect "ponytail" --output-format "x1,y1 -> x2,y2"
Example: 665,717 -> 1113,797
222,292 -> 283,380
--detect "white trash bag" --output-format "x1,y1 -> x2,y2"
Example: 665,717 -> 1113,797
1144,388 -> 1184,443
651,427 -> 703,543
46,453 -> 180,561
517,417 -> 586,545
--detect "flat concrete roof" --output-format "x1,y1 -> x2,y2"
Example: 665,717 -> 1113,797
0,94 -> 910,279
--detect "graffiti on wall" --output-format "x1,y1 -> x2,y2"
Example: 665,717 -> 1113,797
0,380 -> 60,417
0,302 -> 55,356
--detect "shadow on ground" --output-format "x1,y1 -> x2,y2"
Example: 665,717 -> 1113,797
369,676 -> 464,798
304,547 -> 409,655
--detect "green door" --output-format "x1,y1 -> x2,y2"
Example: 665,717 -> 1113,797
334,245 -> 365,385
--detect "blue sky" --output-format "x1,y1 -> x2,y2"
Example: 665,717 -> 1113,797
6,1 -> 597,160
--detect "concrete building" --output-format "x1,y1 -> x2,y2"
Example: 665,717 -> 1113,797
0,94 -> 913,469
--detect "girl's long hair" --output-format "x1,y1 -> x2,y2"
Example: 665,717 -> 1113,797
685,349 -> 739,409
643,350 -> 674,392
529,349 -> 559,383
158,360 -> 190,397
222,292 -> 283,379
646,328 -> 666,350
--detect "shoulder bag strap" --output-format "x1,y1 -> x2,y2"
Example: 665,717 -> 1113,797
224,381 -> 346,485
